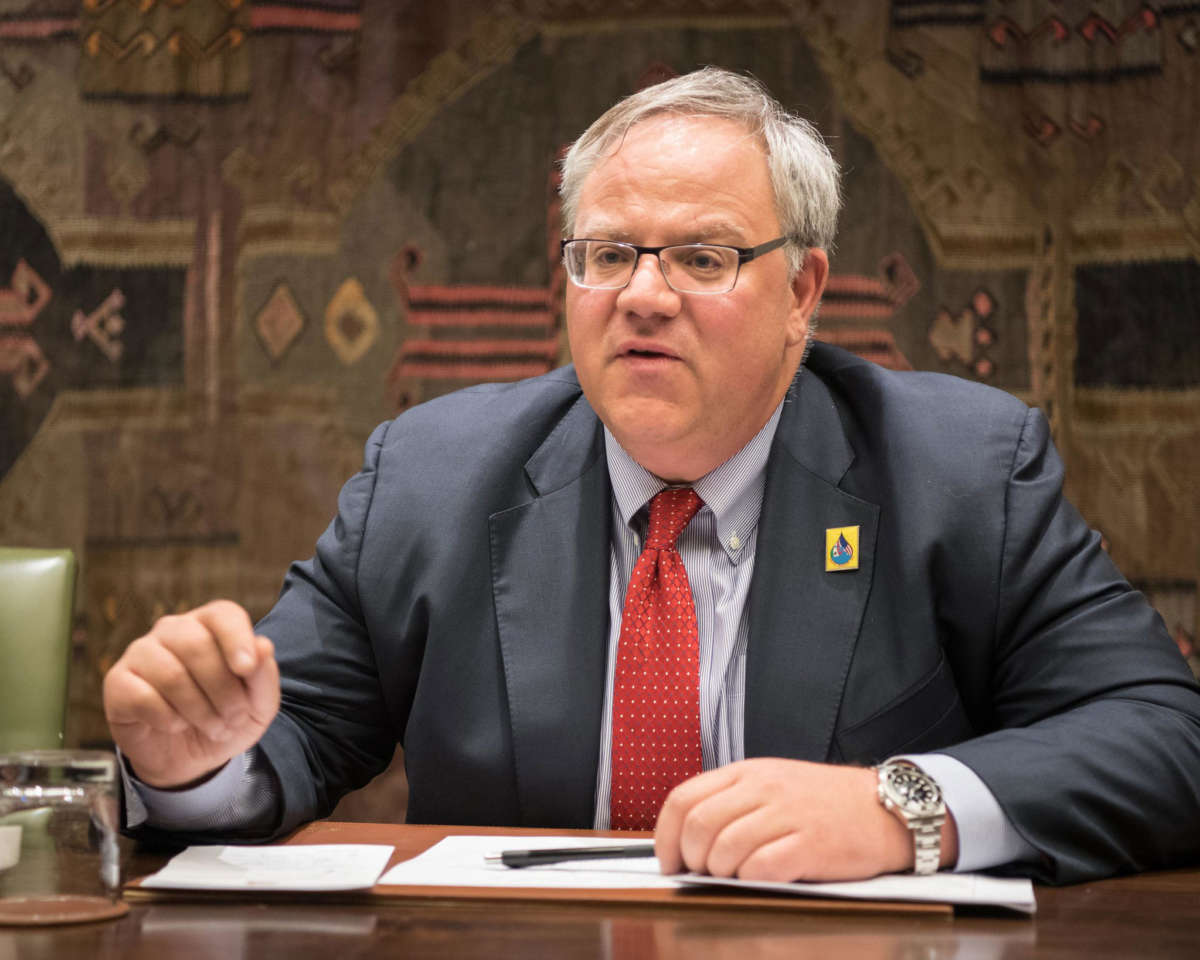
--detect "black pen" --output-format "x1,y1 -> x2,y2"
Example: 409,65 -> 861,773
484,843 -> 658,868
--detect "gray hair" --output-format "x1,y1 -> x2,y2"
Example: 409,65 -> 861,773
559,67 -> 842,276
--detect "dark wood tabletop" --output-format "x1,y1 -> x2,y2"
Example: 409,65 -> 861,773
3,822 -> 1197,959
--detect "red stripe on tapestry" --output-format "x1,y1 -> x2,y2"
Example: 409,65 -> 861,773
819,302 -> 897,319
407,286 -> 550,306
407,310 -> 554,329
825,275 -> 891,297
0,18 -> 79,39
394,361 -> 552,381
817,329 -> 912,371
249,7 -> 362,32
399,339 -> 559,359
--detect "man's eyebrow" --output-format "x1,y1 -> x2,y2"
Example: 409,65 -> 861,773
583,226 -> 637,242
574,221 -> 752,245
679,221 -> 750,244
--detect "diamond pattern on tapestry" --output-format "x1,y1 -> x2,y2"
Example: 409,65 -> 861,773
255,282 -> 306,362
324,277 -> 378,366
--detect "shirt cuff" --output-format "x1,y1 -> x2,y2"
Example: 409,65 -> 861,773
901,753 -> 1038,872
118,749 -> 149,829
120,749 -> 274,833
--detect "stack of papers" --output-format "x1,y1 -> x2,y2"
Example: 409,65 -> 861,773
138,835 -> 1036,913
377,836 -> 1035,914
140,844 -> 394,892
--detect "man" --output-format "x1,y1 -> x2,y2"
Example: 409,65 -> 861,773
104,68 -> 1200,884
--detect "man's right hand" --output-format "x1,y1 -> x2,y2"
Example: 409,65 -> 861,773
102,600 -> 280,789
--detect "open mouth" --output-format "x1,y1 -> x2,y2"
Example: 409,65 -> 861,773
621,347 -> 677,361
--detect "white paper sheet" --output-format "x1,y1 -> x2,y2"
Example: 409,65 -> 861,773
140,844 -> 395,892
377,835 -> 680,889
675,872 -> 1036,914
378,835 -> 1035,913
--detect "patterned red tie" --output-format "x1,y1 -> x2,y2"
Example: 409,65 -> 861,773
610,486 -> 704,831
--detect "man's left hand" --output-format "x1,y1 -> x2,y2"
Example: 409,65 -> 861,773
653,758 -> 959,881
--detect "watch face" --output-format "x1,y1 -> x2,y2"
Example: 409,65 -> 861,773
887,766 -> 943,814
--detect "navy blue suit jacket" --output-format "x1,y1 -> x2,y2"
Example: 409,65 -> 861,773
234,342 -> 1200,884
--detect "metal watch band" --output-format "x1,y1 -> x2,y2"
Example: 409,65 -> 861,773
877,759 -> 946,876
910,816 -> 943,875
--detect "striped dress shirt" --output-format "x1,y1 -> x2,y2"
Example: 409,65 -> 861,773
592,405 -> 782,829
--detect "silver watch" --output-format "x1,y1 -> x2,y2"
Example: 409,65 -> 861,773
876,758 -> 945,875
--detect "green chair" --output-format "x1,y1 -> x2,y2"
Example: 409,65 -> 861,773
0,548 -> 76,752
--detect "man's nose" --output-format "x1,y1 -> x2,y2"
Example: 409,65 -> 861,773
616,254 -> 680,315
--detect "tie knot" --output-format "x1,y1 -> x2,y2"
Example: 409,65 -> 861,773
645,487 -> 703,549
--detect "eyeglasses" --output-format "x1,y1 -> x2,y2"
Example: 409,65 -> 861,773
560,236 -> 790,295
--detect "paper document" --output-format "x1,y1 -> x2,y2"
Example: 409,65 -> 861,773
379,836 -> 1035,913
378,835 -> 679,889
140,844 -> 395,892
676,872 -> 1036,915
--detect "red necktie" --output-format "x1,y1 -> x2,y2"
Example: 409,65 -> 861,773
610,487 -> 704,831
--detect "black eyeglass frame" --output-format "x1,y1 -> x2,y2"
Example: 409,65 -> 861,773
559,235 -> 792,293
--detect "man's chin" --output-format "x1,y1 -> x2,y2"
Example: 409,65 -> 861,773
600,401 -> 703,474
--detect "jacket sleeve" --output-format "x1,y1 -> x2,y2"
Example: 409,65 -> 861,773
943,407 -> 1200,883
249,420 -> 400,838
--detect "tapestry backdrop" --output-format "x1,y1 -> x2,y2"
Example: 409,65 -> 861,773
1,0 -> 1197,821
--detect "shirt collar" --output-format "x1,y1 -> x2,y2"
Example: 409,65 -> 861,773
603,403 -> 783,563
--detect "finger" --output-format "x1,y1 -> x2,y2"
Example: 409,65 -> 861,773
679,787 -> 774,877
699,803 -> 800,878
654,765 -> 742,873
126,639 -> 233,743
192,600 -> 259,676
734,830 -> 819,883
154,615 -> 255,725
103,665 -> 189,736
244,636 -> 281,727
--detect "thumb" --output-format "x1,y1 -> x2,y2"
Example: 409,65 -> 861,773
245,635 -> 281,727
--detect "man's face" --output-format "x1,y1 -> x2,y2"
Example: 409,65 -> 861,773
566,114 -> 827,482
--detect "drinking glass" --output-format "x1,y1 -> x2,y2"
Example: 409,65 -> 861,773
0,749 -> 128,925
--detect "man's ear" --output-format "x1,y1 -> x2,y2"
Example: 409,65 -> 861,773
786,247 -> 829,347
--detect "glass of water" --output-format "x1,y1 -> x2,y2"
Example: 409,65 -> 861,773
0,749 -> 128,925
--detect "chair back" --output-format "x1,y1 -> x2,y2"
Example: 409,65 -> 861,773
0,548 -> 76,752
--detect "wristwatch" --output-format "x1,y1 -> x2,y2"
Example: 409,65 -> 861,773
876,758 -> 945,875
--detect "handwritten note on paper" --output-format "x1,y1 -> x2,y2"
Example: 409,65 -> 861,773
140,844 -> 395,892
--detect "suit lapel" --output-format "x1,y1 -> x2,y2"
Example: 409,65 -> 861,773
745,370 -> 879,763
488,362 -> 881,820
489,392 -> 610,827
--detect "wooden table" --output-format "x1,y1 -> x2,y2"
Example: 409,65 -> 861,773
3,822 -> 1197,959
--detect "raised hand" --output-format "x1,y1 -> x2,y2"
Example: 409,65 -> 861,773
103,600 -> 280,789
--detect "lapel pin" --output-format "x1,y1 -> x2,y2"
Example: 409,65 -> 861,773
825,525 -> 860,572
